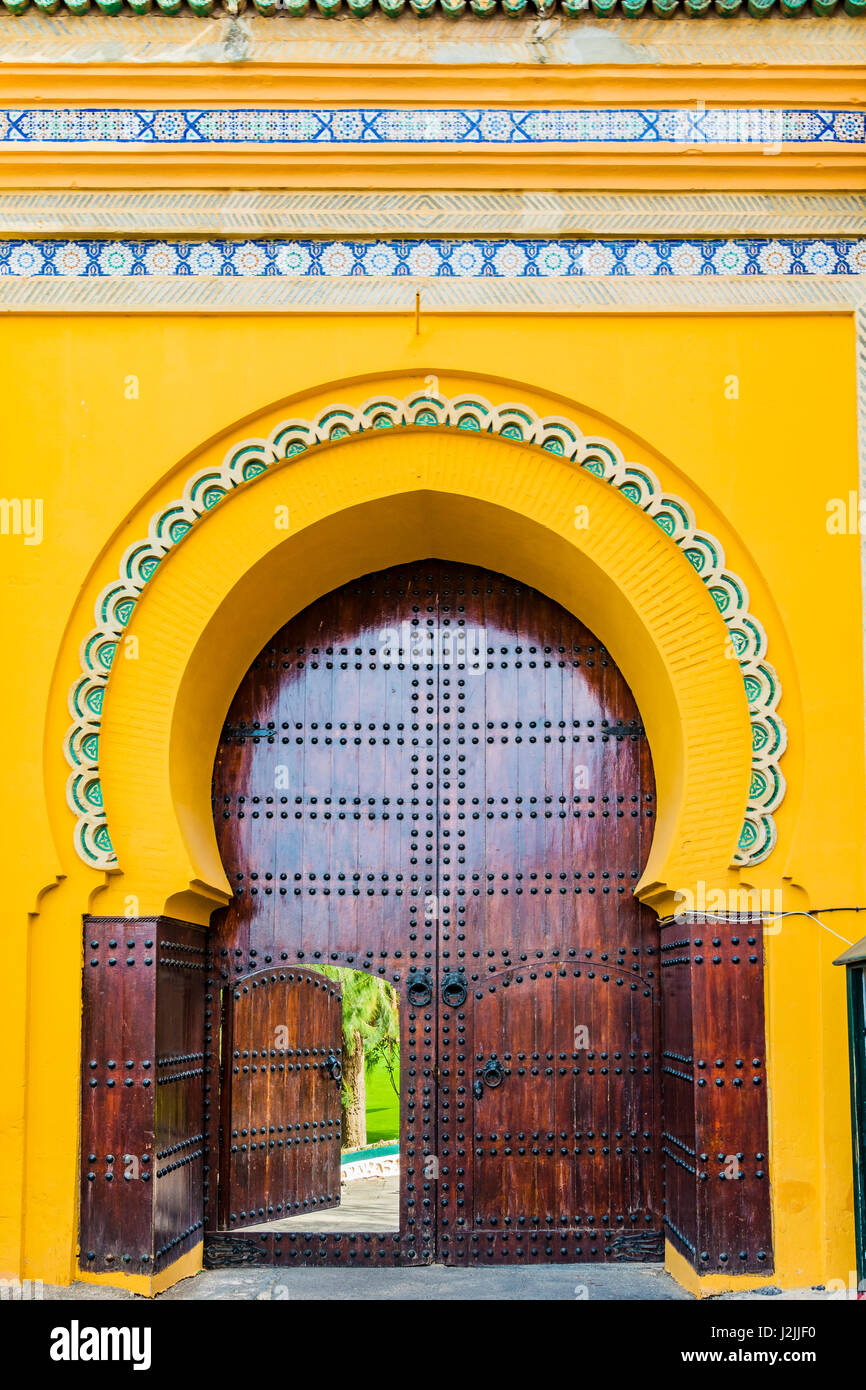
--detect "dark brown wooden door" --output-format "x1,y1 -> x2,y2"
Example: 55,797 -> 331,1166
218,967 -> 343,1231
210,560 -> 661,1265
451,968 -> 660,1262
80,916 -> 207,1277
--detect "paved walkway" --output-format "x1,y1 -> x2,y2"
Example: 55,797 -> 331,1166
41,1263 -> 844,1301
40,1263 -> 839,1301
245,1175 -> 400,1234
46,1263 -> 689,1301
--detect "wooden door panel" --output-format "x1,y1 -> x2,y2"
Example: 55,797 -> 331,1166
80,916 -> 206,1277
659,918 -> 773,1272
153,925 -> 207,1267
444,966 -> 660,1260
218,967 -> 342,1231
435,568 -> 659,1263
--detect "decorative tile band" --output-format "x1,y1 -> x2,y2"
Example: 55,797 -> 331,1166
1,107 -> 863,146
65,392 -> 785,874
2,237 -> 865,278
340,1153 -> 400,1182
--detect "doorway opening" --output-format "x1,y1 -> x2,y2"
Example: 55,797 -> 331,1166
233,968 -> 402,1238
205,559 -> 661,1267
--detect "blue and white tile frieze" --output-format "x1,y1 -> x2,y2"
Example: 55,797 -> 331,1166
0,107 -> 864,146
0,238 -> 864,278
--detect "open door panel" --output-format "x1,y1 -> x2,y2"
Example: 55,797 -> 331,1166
218,967 -> 343,1231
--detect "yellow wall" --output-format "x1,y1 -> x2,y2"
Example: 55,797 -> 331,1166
1,310 -> 862,1291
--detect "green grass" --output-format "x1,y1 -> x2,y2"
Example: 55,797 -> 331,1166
364,1056 -> 400,1145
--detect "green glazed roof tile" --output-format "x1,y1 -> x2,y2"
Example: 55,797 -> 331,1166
1,0 -> 863,14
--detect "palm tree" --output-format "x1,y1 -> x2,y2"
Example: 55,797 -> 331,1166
312,967 -> 399,1150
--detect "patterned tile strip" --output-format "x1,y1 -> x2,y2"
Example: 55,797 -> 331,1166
0,107 -> 864,146
1,237 -> 864,277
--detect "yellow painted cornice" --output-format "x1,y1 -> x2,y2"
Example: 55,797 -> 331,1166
1,146 -> 862,192
1,62 -> 864,107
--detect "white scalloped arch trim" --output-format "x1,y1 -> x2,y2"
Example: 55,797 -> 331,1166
65,391 -> 786,871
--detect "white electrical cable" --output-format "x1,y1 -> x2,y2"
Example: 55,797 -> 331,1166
664,909 -> 855,947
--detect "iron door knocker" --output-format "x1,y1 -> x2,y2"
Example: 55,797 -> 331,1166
441,971 -> 467,1008
474,1054 -> 506,1098
482,1056 -> 505,1088
406,968 -> 433,1008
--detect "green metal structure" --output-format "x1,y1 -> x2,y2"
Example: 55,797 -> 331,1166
835,934 -> 866,1294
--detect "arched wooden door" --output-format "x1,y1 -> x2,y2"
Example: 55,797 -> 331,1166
217,967 -> 343,1232
207,560 -> 660,1266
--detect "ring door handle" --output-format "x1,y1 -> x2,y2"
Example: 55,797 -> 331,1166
406,968 -> 432,1008
482,1057 -> 505,1088
326,1049 -> 343,1084
440,971 -> 467,1008
474,1054 -> 506,1098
